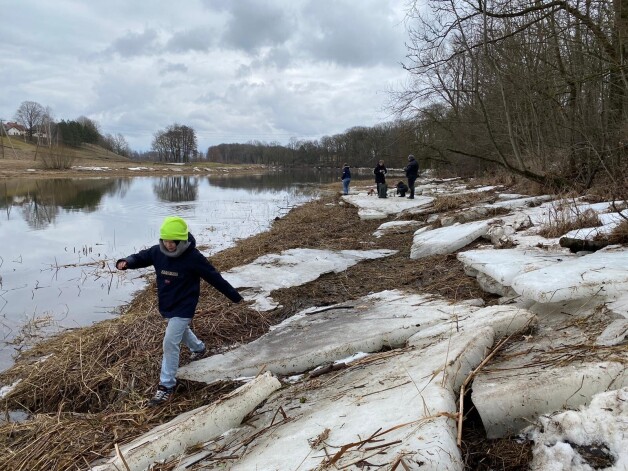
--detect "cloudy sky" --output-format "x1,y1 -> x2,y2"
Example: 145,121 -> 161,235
1,1 -> 411,152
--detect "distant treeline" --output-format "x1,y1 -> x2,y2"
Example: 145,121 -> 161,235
204,121 -> 421,170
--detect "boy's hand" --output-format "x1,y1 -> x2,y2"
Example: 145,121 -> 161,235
116,260 -> 128,270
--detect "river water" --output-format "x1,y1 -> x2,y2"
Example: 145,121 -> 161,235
0,169 -> 342,372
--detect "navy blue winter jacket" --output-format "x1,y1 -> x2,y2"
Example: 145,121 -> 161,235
118,234 -> 242,319
342,166 -> 351,180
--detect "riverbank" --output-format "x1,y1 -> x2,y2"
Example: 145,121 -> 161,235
4,177 -> 624,470
0,142 -> 268,179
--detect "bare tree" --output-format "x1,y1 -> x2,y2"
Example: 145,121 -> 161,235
395,0 -> 628,191
151,124 -> 198,163
14,101 -> 45,140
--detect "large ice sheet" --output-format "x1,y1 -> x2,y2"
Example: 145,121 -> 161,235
222,248 -> 396,310
458,248 -> 573,292
342,193 -> 434,219
178,290 -> 480,384
373,220 -> 424,237
91,373 -> 281,471
487,195 -> 552,209
410,220 -> 493,259
177,331 -> 490,470
473,362 -> 628,439
173,301 -> 536,470
511,248 -> 628,303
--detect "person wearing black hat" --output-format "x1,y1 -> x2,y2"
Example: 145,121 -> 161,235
404,155 -> 419,199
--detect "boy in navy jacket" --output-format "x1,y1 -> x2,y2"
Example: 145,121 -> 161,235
116,216 -> 242,406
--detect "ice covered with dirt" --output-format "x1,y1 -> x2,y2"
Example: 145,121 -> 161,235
410,219 -> 493,259
471,296 -> 628,439
373,219 -> 424,237
222,248 -> 396,311
342,193 -> 434,219
511,247 -> 628,303
91,373 -> 281,471
527,387 -> 628,470
458,248 -> 573,296
172,296 -> 535,470
177,290 -> 481,384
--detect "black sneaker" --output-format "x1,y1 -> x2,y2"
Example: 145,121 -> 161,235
189,347 -> 206,361
148,385 -> 174,406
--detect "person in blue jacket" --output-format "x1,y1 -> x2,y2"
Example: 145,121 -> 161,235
341,163 -> 351,195
116,216 -> 242,406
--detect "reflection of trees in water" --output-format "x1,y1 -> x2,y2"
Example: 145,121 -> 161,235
21,195 -> 61,230
153,176 -> 199,202
1,178 -> 129,229
207,169 -> 339,193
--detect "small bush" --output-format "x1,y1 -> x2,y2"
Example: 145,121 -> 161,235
40,147 -> 75,169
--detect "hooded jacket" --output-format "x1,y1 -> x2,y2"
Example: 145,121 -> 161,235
117,233 -> 242,318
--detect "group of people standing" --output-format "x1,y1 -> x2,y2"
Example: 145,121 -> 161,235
341,154 -> 419,198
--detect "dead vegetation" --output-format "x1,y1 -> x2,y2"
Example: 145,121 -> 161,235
0,192 -> 519,470
431,190 -> 496,213
537,200 -> 602,238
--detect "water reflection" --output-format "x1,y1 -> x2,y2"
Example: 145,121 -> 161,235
1,179 -> 131,229
0,172 -> 329,373
153,176 -> 199,202
208,168 -> 341,192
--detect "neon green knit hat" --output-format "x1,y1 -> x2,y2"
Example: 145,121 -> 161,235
160,216 -> 188,241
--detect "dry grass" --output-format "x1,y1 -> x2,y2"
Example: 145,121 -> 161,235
537,201 -> 602,238
432,191 -> 496,213
605,220 -> 628,245
0,192 -> 508,470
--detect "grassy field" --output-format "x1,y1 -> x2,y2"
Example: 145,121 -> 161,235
0,138 -> 261,178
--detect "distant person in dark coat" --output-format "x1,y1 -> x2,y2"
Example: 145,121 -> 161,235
404,154 -> 419,199
116,216 -> 242,406
396,180 -> 409,197
341,163 -> 351,195
373,160 -> 387,196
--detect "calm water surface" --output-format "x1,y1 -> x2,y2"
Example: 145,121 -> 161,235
0,170 -> 336,372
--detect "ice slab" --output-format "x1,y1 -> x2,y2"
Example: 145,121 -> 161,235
407,304 -> 537,348
527,387 -> 628,470
595,319 -> 628,346
410,219 -> 493,259
473,362 -> 628,439
458,248 -> 574,294
373,220 -> 424,237
342,193 -> 434,219
563,210 -> 628,240
178,290 -> 480,384
471,299 -> 628,439
90,373 -> 281,471
607,294 -> 628,319
222,248 -> 396,311
487,195 -> 553,209
511,248 -> 628,303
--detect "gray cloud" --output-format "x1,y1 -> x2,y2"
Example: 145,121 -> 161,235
166,27 -> 217,53
105,29 -> 161,57
1,0 -> 410,151
159,61 -> 189,75
220,1 -> 295,53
